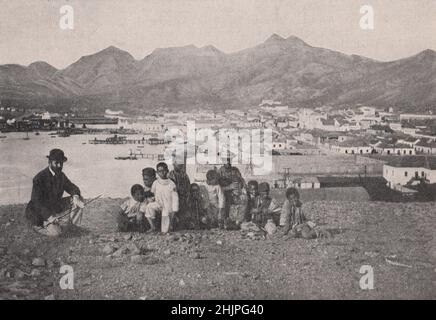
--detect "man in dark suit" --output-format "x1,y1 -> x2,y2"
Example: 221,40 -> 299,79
25,149 -> 83,236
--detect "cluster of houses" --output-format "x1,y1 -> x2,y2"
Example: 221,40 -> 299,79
3,101 -> 436,194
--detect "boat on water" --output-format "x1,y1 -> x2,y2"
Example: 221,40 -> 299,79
114,155 -> 137,160
58,133 -> 70,137
0,136 -> 6,139
35,132 -> 40,136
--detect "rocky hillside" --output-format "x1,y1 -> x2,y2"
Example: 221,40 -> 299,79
1,34 -> 435,112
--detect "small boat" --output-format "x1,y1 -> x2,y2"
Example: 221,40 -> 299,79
114,156 -> 137,160
82,142 -> 87,145
35,132 -> 40,136
51,136 -> 56,138
0,136 -> 6,139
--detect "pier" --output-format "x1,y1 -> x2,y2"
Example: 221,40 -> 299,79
89,135 -> 169,145
115,150 -> 165,161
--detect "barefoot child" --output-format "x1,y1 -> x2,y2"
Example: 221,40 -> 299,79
147,162 -> 179,233
189,183 -> 207,229
141,167 -> 158,232
280,188 -> 316,239
117,184 -> 147,232
228,184 -> 248,229
169,161 -> 191,229
250,182 -> 281,227
203,170 -> 225,229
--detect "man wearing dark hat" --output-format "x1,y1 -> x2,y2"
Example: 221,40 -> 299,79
25,149 -> 83,236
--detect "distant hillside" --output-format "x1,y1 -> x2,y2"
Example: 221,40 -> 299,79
1,34 -> 435,112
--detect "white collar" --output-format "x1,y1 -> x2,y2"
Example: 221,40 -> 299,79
48,166 -> 56,176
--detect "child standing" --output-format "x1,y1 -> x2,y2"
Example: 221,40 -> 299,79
147,162 -> 179,234
203,170 -> 225,229
189,183 -> 207,229
142,167 -> 158,232
117,184 -> 147,232
168,161 -> 191,229
227,184 -> 248,229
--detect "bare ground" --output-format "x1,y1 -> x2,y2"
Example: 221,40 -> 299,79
0,199 -> 435,300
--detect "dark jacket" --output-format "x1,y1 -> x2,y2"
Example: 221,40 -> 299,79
25,167 -> 81,226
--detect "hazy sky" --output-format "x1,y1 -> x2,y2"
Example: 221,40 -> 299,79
0,0 -> 435,69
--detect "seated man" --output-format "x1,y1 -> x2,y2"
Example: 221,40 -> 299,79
25,149 -> 84,237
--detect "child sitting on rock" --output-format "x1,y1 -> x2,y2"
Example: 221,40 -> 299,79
280,187 -> 317,239
117,184 -> 147,232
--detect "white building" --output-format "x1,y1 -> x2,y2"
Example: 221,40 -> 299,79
286,176 -> 321,189
415,140 -> 436,154
383,156 -> 436,191
331,141 -> 373,155
400,113 -> 436,121
374,143 -> 415,155
105,109 -> 124,116
389,122 -> 402,131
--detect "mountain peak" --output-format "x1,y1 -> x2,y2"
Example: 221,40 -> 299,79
417,49 -> 436,58
28,61 -> 58,78
29,61 -> 57,70
199,45 -> 224,56
286,35 -> 308,45
98,45 -> 130,55
264,34 -> 285,43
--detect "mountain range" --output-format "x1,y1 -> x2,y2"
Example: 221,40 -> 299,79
1,34 -> 435,113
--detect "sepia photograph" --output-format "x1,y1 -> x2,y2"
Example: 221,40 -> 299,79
0,0 -> 435,303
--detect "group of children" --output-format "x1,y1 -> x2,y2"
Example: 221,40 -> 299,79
117,161 -> 316,238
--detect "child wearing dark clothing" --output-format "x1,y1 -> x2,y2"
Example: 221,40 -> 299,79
280,187 -> 305,228
189,183 -> 208,229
